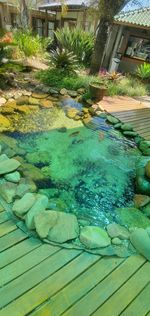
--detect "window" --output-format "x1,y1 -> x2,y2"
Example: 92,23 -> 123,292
48,21 -> 54,38
125,35 -> 150,62
32,17 -> 45,36
32,18 -> 54,38
11,13 -> 19,28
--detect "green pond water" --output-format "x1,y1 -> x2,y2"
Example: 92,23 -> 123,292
4,101 -> 141,227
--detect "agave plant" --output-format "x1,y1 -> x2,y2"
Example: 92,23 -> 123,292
136,63 -> 150,80
54,27 -> 94,66
50,48 -> 78,73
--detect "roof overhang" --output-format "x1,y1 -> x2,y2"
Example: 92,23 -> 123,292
39,2 -> 87,12
114,20 -> 150,31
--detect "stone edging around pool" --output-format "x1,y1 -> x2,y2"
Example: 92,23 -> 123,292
0,90 -> 150,261
0,138 -> 150,260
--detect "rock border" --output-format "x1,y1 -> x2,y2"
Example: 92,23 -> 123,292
0,88 -> 150,260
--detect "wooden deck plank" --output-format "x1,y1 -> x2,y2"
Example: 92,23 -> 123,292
0,212 -> 9,224
0,220 -> 17,237
0,243 -> 59,286
0,248 -> 81,310
62,255 -> 145,316
92,262 -> 150,316
0,237 -> 41,269
30,257 -> 124,316
121,282 -> 150,316
0,252 -> 98,316
0,229 -> 28,253
101,96 -> 150,140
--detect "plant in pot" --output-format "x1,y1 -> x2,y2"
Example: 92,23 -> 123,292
89,81 -> 107,101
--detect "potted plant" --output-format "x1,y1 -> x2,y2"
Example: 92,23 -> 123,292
89,81 -> 107,101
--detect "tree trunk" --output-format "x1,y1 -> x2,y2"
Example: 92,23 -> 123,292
90,0 -> 130,74
90,17 -> 109,74
20,0 -> 29,30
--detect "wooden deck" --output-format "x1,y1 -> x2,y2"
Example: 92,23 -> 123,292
0,209 -> 150,316
100,96 -> 150,140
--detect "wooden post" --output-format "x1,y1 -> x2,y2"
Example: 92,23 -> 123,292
45,9 -> 48,37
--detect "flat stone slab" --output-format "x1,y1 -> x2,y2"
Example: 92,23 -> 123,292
107,223 -> 130,239
25,194 -> 49,230
13,193 -> 36,218
47,211 -> 79,243
0,158 -> 20,175
80,226 -> 111,249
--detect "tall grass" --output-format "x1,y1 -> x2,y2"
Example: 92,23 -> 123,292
13,30 -> 50,57
108,76 -> 148,96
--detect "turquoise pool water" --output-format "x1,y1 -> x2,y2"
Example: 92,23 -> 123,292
4,101 -> 141,227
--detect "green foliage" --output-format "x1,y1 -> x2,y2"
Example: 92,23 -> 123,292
55,27 -> 94,65
136,63 -> 150,80
50,48 -> 78,72
13,30 -> 50,57
37,68 -> 101,90
37,68 -> 148,97
107,76 -> 148,97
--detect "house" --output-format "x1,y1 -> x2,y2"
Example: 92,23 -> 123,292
0,0 -> 55,36
103,7 -> 150,73
38,0 -> 97,32
39,2 -> 150,73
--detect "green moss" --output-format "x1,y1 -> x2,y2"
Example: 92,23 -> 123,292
116,207 -> 150,228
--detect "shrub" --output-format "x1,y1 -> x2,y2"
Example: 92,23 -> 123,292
107,76 -> 147,96
50,48 -> 78,72
55,27 -> 94,65
136,63 -> 150,80
13,30 -> 50,57
37,68 -> 101,90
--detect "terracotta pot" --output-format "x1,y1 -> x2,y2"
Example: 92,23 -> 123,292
89,83 -> 107,101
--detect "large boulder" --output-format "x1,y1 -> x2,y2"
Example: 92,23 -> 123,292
0,182 -> 17,203
0,158 -> 20,175
20,163 -> 46,182
0,115 -> 11,132
106,115 -> 119,124
25,194 -> 49,230
34,211 -> 58,239
16,178 -> 37,197
16,96 -> 29,105
80,226 -> 111,249
145,161 -> 150,179
116,207 -> 150,228
13,192 -> 36,218
4,171 -> 21,183
66,107 -> 80,119
136,176 -> 150,196
26,151 -> 50,165
130,228 -> 150,261
139,141 -> 150,156
47,211 -> 79,243
134,194 -> 150,208
121,123 -> 133,131
29,97 -> 40,105
106,223 -> 130,239
40,100 -> 53,108
142,203 -> 150,217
